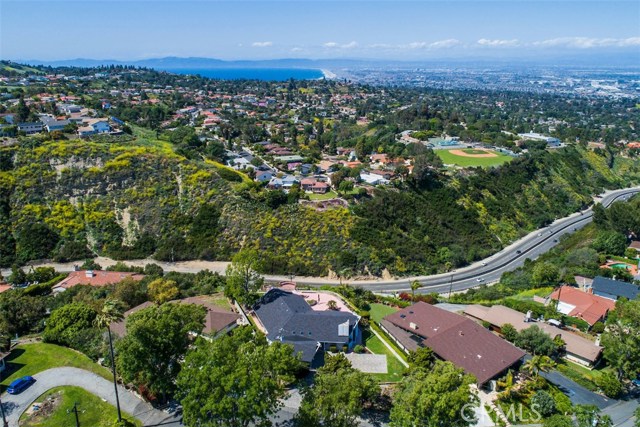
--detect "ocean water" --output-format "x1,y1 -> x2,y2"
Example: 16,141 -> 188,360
164,68 -> 324,81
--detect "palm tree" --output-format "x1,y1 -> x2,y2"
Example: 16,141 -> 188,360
410,280 -> 422,302
522,355 -> 556,378
497,370 -> 516,399
95,299 -> 124,422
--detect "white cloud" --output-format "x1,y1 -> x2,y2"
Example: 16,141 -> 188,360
534,36 -> 640,49
290,47 -> 304,53
251,41 -> 273,48
323,41 -> 358,49
429,39 -> 462,49
477,38 -> 520,47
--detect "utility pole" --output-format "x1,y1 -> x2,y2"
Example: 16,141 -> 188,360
448,274 -> 454,299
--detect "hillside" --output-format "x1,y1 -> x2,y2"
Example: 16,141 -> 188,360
1,135 -> 638,277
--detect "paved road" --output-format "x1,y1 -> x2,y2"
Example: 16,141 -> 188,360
540,370 -> 614,410
4,187 -> 640,295
1,367 -> 180,426
603,396 -> 640,427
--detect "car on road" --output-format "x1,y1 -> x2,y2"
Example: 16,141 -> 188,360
516,250 -> 522,254
7,376 -> 35,394
476,278 -> 484,282
481,262 -> 487,266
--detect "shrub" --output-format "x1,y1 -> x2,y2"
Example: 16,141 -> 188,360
354,345 -> 365,354
543,414 -> 573,427
591,321 -> 605,334
531,390 -> 556,417
329,345 -> 337,353
596,373 -> 622,398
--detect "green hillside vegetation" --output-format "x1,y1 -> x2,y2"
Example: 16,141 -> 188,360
0,134 -> 638,277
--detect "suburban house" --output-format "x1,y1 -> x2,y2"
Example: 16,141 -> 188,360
17,122 -> 43,134
44,119 -> 71,132
110,295 -> 241,338
267,175 -> 299,190
628,241 -> 640,254
253,288 -> 361,364
381,302 -> 525,386
464,304 -> 603,367
78,119 -> 111,137
360,172 -> 390,186
255,170 -> 274,183
591,276 -> 640,301
53,270 -> 145,292
547,286 -> 616,326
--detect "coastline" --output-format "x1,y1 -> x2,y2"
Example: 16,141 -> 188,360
321,68 -> 337,79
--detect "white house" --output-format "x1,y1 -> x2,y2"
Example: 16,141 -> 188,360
360,172 -> 390,186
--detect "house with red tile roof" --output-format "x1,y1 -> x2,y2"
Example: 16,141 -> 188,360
53,270 -> 144,292
548,286 -> 616,326
381,302 -> 525,385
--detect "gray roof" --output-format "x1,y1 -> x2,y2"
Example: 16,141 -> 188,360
254,289 -> 359,362
593,276 -> 639,300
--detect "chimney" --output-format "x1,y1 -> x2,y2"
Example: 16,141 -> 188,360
409,322 -> 418,330
85,270 -> 95,278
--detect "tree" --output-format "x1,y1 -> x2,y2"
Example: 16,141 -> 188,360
501,323 -> 518,343
515,326 -> 558,356
389,361 -> 478,427
634,406 -> 640,427
522,355 -> 556,378
595,373 -> 622,398
95,299 -> 125,422
116,302 -> 206,400
0,291 -> 47,336
113,277 -> 147,309
407,347 -> 435,371
177,327 -> 300,427
496,371 -> 516,400
543,414 -> 574,427
591,230 -> 628,256
531,390 -> 556,417
43,302 -> 97,346
147,278 -> 179,305
410,280 -> 422,301
532,262 -> 561,286
296,354 -> 380,427
601,299 -> 640,380
575,404 -> 613,427
224,249 -> 264,305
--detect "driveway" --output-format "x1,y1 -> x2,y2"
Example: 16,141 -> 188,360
541,370 -> 614,409
1,367 -> 181,426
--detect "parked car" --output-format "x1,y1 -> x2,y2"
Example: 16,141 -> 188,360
7,376 -> 35,394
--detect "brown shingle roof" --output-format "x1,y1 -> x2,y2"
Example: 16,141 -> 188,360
464,305 -> 602,363
110,296 -> 239,337
384,302 -> 524,384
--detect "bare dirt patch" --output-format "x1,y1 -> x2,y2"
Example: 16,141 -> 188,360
448,149 -> 498,158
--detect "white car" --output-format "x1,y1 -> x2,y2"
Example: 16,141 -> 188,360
476,278 -> 484,282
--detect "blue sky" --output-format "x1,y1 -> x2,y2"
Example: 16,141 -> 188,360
1,1 -> 639,61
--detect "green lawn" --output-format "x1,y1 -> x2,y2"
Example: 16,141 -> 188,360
308,190 -> 339,201
20,386 -> 141,427
369,303 -> 399,323
363,329 -> 406,383
556,359 -> 613,392
436,149 -> 513,167
1,343 -> 111,392
200,292 -> 232,310
508,287 -> 553,301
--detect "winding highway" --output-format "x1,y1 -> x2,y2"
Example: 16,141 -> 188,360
284,186 -> 640,294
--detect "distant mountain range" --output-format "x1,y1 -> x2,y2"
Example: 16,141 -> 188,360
14,53 -> 640,70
